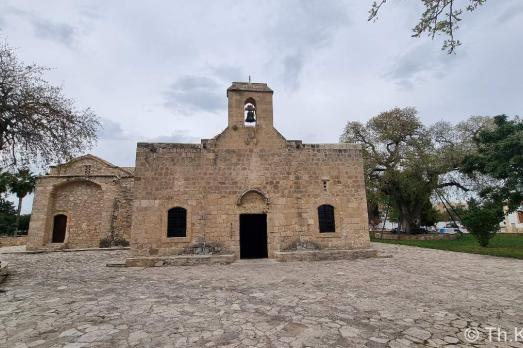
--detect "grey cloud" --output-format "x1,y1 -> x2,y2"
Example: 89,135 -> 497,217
98,118 -> 199,144
384,44 -> 462,89
163,64 -> 247,115
282,53 -> 304,91
267,0 -> 350,89
163,75 -> 227,114
270,0 -> 348,49
210,65 -> 244,82
31,17 -> 75,47
496,3 -> 523,23
77,4 -> 101,21
97,118 -> 128,141
1,4 -> 76,47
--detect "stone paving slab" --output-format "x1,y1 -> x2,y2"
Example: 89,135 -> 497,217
0,243 -> 522,347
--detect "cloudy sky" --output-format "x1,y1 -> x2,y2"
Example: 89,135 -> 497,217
1,0 -> 522,212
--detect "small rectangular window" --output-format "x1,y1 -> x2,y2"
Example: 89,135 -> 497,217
84,165 -> 91,176
167,207 -> 187,237
318,204 -> 335,233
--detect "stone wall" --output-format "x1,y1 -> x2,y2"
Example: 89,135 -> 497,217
132,142 -> 369,257
27,155 -> 134,251
51,180 -> 103,248
110,178 -> 134,241
0,236 -> 27,247
131,82 -> 370,258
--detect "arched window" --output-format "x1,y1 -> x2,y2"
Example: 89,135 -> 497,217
244,98 -> 256,126
318,204 -> 335,233
167,207 -> 187,237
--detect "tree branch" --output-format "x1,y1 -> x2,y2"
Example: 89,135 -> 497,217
438,181 -> 469,191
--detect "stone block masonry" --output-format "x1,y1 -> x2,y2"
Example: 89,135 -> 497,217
130,82 -> 371,259
0,236 -> 27,247
27,155 -> 134,251
28,81 -> 372,261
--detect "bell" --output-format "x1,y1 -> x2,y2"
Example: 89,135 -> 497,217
245,110 -> 256,123
245,104 -> 256,123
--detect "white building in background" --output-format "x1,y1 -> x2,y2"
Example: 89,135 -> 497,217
501,205 -> 523,233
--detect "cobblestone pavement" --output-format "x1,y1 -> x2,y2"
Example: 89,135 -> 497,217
0,244 -> 522,348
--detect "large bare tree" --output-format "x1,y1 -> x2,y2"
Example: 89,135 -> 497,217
341,107 -> 477,233
0,42 -> 99,168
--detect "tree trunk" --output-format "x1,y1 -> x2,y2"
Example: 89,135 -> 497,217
400,214 -> 412,234
399,205 -> 422,234
15,196 -> 22,234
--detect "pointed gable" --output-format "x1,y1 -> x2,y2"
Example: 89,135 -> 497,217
49,154 -> 134,177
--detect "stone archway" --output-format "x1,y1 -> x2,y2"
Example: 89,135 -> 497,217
49,180 -> 103,248
236,189 -> 269,212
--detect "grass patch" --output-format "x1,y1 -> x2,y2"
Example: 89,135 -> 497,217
372,233 -> 523,260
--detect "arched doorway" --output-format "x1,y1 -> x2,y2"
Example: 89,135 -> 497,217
240,214 -> 267,258
237,189 -> 269,259
52,214 -> 67,243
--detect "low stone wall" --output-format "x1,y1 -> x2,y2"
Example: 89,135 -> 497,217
0,235 -> 27,247
370,231 -> 458,240
274,248 -> 378,262
125,254 -> 236,267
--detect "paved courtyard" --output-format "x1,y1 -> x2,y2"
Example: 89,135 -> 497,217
0,244 -> 522,348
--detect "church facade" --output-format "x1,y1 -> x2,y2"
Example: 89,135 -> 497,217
27,82 -> 371,259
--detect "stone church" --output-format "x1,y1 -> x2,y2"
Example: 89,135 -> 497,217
27,82 -> 371,259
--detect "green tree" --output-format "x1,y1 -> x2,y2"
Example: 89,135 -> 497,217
0,170 -> 13,195
461,199 -> 503,246
369,0 -> 487,53
18,214 -> 31,233
9,168 -> 36,231
341,107 -> 470,233
0,198 -> 16,235
0,41 -> 99,168
462,115 -> 523,211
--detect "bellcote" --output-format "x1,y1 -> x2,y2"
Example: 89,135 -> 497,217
226,82 -> 274,128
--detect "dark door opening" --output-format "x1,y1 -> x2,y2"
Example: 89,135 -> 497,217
52,214 -> 67,243
240,214 -> 268,259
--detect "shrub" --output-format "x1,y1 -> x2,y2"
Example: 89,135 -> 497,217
179,241 -> 224,255
461,199 -> 504,247
283,239 -> 321,251
99,237 -> 112,248
99,236 -> 130,248
112,237 -> 130,247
